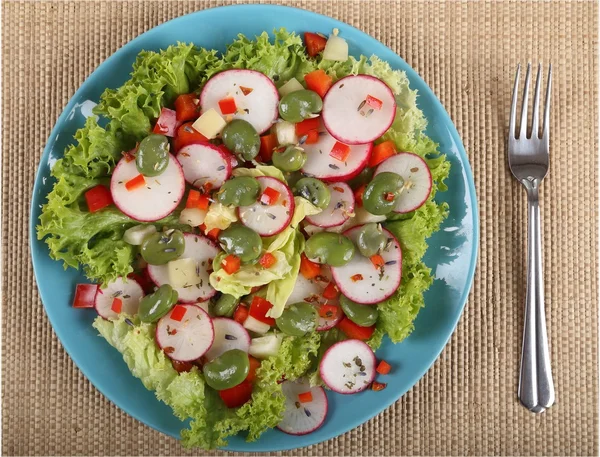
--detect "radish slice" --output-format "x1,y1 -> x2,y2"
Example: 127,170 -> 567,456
316,303 -> 343,331
200,69 -> 279,134
238,176 -> 294,236
110,155 -> 185,222
331,225 -> 402,304
305,182 -> 354,228
301,130 -> 372,182
147,233 -> 219,303
277,380 -> 328,435
286,272 -> 328,306
319,339 -> 376,394
176,142 -> 232,190
94,277 -> 144,320
204,317 -> 250,361
155,304 -> 214,362
374,152 -> 432,213
322,75 -> 396,145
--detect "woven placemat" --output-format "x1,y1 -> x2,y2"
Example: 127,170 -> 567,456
2,0 -> 598,455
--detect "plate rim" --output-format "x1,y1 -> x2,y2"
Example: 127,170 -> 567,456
29,3 -> 479,452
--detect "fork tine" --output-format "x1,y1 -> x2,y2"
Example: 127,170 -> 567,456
542,64 -> 552,141
519,63 -> 532,139
530,64 -> 542,138
509,64 -> 521,139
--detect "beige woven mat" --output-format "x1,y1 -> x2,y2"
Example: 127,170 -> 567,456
2,0 -> 598,455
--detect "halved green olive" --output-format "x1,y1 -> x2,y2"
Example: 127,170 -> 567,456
304,232 -> 355,267
278,89 -> 323,123
272,145 -> 307,172
340,294 -> 379,326
203,349 -> 250,390
355,223 -> 387,257
276,302 -> 318,336
221,119 -> 260,161
217,176 -> 261,207
293,177 -> 331,209
140,229 -> 185,265
218,223 -> 262,263
139,285 -> 178,323
362,172 -> 405,215
136,134 -> 170,177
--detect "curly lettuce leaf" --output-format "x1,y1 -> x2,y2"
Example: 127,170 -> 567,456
203,202 -> 238,232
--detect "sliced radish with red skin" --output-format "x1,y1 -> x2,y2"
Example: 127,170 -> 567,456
286,272 -> 328,306
200,69 -> 279,134
305,182 -> 354,228
316,304 -> 343,331
147,233 -> 219,303
374,152 -> 432,213
238,176 -> 294,236
277,380 -> 328,435
204,317 -> 250,361
319,339 -> 376,394
155,304 -> 214,362
331,225 -> 402,304
301,130 -> 372,182
110,154 -> 185,222
176,142 -> 232,190
94,277 -> 144,320
322,75 -> 396,145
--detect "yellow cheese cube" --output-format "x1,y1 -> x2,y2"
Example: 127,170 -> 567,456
278,77 -> 304,97
192,108 -> 227,139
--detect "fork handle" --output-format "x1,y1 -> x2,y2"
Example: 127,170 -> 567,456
518,182 -> 555,411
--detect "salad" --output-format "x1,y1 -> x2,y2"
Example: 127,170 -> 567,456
37,29 -> 450,448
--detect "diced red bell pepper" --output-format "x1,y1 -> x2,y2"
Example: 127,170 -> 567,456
259,133 -> 278,162
304,130 -> 320,144
322,282 -> 339,300
240,86 -> 254,96
249,296 -> 276,326
174,93 -> 200,122
371,381 -> 387,391
123,148 -> 136,162
384,192 -> 396,202
169,305 -> 187,322
298,391 -> 313,403
368,141 -> 397,168
376,360 -> 392,375
152,107 -> 178,137
72,284 -> 98,309
330,141 -> 351,162
171,359 -> 195,373
219,380 -> 253,408
295,117 -> 321,136
111,297 -> 123,314
186,189 -> 210,210
233,304 -> 249,324
259,253 -> 277,269
260,187 -> 281,205
246,356 -> 261,383
300,254 -> 321,279
221,255 -> 241,275
354,184 -> 366,207
337,317 -> 375,340
365,94 -> 384,110
173,122 -> 208,152
125,174 -> 146,191
304,32 -> 327,57
351,273 -> 364,282
218,96 -> 238,115
304,69 -> 333,98
370,254 -> 385,269
206,227 -> 221,241
84,185 -> 113,213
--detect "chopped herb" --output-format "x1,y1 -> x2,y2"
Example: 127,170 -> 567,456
266,212 -> 276,220
410,167 -> 419,173
385,260 -> 397,265
329,164 -> 340,170
224,334 -> 237,341
217,165 -> 225,171
343,362 -> 351,368
295,401 -> 301,409
304,408 -> 312,417
357,100 -> 366,111
124,318 -> 134,327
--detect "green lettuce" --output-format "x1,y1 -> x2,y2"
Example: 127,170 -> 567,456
94,315 -> 320,449
203,202 -> 238,232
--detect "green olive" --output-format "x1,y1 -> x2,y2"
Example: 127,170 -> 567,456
203,349 -> 250,391
293,177 -> 331,209
211,294 -> 240,317
362,172 -> 405,215
285,170 -> 304,189
340,295 -> 379,327
218,223 -> 262,263
304,232 -> 355,267
272,145 -> 307,172
221,119 -> 260,161
276,302 -> 318,336
136,134 -> 170,177
140,229 -> 185,265
355,223 -> 387,257
278,90 -> 323,123
138,285 -> 178,323
217,177 -> 261,207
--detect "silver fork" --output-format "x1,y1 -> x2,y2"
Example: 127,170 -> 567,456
508,63 -> 555,413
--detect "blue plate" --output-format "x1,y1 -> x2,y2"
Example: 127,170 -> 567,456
30,4 -> 478,452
